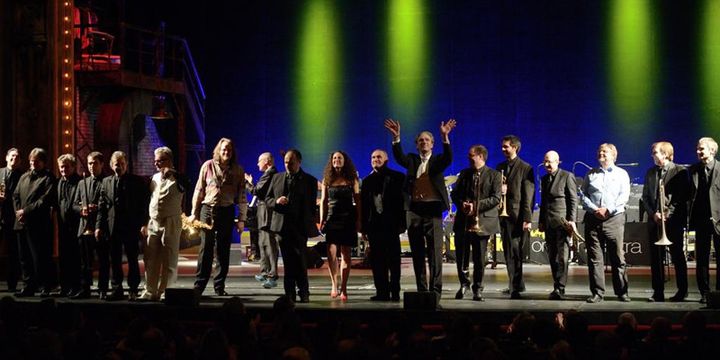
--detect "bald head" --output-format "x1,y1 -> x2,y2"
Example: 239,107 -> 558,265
257,152 -> 274,171
543,150 -> 561,174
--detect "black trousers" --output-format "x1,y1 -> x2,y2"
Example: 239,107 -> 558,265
694,219 -> 720,295
455,231 -> 489,292
584,213 -> 628,297
17,224 -> 57,292
407,202 -> 444,297
195,204 -> 235,291
499,218 -> 526,293
57,225 -> 80,293
1,225 -> 20,290
277,228 -> 309,299
79,234 -> 110,291
367,230 -> 401,297
545,226 -> 570,293
109,228 -> 141,291
647,221 -> 688,296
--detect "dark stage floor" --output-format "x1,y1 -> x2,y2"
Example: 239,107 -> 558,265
5,248 -> 720,326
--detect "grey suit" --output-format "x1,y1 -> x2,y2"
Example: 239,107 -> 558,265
539,168 -> 577,294
451,166 -> 501,292
73,176 -> 109,292
689,159 -> 720,295
248,165 -> 279,279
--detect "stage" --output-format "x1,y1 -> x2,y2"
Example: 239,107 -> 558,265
5,251 -> 720,327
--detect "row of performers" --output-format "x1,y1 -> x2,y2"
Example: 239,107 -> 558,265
0,120 -> 718,304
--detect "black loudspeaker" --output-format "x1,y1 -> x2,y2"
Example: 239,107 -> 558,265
403,291 -> 438,310
164,288 -> 199,307
707,291 -> 720,309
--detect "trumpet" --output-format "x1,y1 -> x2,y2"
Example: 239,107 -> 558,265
81,172 -> 97,237
654,178 -> 672,246
465,173 -> 485,233
499,170 -> 509,217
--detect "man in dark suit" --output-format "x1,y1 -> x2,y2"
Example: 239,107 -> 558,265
12,148 -> 56,297
451,145 -> 501,302
97,151 -> 149,301
384,118 -> 456,300
361,149 -> 406,301
246,152 -> 280,288
71,151 -> 109,299
265,149 -> 319,302
496,135 -> 535,299
689,137 -> 720,304
538,150 -> 578,300
642,141 -> 689,303
56,154 -> 82,297
0,148 -> 22,292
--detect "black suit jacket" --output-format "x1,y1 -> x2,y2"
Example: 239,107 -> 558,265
642,162 -> 689,228
12,169 -> 56,230
539,169 -> 578,230
496,157 -> 535,226
56,173 -> 82,233
247,166 -> 278,231
450,166 -> 502,236
689,160 -> 720,233
97,173 -> 149,237
72,176 -> 104,237
392,141 -> 452,210
360,165 -> 406,235
266,168 -> 319,239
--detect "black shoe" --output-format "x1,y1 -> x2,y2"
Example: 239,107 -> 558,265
70,289 -> 91,299
549,291 -> 564,300
510,291 -> 521,300
106,290 -> 125,301
39,289 -> 52,298
370,294 -> 390,301
14,288 -> 35,298
618,294 -> 631,302
472,291 -> 484,302
455,285 -> 470,300
700,294 -> 708,304
669,292 -> 687,302
128,289 -> 140,301
647,293 -> 664,302
215,289 -> 229,296
391,293 -> 400,302
586,294 -> 603,303
298,295 -> 310,303
98,291 -> 108,300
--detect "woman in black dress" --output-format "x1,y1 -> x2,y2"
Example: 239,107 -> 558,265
320,151 -> 361,302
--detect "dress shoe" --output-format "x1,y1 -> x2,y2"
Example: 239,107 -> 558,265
370,294 -> 390,301
501,287 -> 525,294
455,285 -> 470,300
215,289 -> 229,296
39,289 -> 53,298
70,289 -> 91,299
472,291 -> 484,302
647,293 -> 664,302
510,291 -> 522,300
106,290 -> 125,301
14,288 -> 35,298
391,293 -> 400,302
139,290 -> 159,301
262,279 -> 277,289
98,291 -> 108,300
700,294 -> 708,304
549,291 -> 564,300
586,294 -> 603,303
128,289 -> 140,301
668,292 -> 687,302
618,294 -> 631,302
298,294 -> 310,303
254,274 -> 267,282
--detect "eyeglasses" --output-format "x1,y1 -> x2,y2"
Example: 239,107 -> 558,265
154,158 -> 169,164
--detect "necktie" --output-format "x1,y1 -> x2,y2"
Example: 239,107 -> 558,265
417,156 -> 429,178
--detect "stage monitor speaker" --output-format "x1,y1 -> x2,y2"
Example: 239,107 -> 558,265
403,291 -> 438,311
164,288 -> 199,307
707,291 -> 720,309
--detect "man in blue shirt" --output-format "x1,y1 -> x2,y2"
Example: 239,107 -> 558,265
581,143 -> 631,303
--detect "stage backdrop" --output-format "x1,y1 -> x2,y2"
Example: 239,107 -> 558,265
132,0 -> 720,194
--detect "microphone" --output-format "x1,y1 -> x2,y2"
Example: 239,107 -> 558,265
617,162 -> 639,167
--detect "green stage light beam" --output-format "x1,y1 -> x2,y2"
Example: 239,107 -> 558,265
387,0 -> 429,131
700,0 -> 720,134
296,0 -> 342,160
607,0 -> 657,137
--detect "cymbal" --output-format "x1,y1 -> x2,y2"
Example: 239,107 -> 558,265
444,175 -> 458,186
